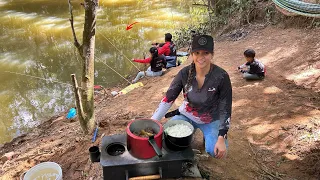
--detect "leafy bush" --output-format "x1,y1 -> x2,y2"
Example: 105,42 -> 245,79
173,22 -> 211,49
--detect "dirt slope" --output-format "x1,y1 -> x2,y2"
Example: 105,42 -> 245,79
0,26 -> 319,180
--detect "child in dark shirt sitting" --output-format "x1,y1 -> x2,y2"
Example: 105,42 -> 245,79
238,49 -> 265,80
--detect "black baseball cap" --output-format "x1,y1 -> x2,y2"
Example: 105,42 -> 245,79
191,35 -> 214,53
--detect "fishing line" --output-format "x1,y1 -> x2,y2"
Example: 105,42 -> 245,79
4,71 -> 73,87
98,32 -> 142,72
171,0 -> 174,28
95,57 -> 132,85
5,60 -> 133,89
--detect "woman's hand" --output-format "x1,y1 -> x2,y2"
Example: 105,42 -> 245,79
214,136 -> 227,159
132,58 -> 135,62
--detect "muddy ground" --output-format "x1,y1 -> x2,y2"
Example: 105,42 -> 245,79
0,26 -> 319,180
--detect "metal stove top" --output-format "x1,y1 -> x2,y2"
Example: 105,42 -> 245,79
100,133 -> 194,167
99,134 -> 195,180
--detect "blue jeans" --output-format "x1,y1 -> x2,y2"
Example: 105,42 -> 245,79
170,114 -> 228,157
132,67 -> 162,83
243,72 -> 264,80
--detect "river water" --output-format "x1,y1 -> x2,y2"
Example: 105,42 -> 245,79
0,0 -> 194,144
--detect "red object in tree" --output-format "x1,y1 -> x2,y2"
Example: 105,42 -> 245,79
126,22 -> 139,30
94,85 -> 103,90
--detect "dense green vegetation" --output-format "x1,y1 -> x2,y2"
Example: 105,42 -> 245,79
174,0 -> 320,49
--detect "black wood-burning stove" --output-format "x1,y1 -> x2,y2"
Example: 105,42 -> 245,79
99,134 -> 194,180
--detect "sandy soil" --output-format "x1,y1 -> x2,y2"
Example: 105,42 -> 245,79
0,26 -> 319,180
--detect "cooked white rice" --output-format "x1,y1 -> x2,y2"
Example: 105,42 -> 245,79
165,124 -> 192,137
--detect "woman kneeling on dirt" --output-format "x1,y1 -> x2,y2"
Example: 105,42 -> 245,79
132,47 -> 166,83
151,35 -> 232,159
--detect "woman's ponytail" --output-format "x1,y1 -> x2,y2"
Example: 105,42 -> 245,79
149,47 -> 158,61
185,62 -> 195,92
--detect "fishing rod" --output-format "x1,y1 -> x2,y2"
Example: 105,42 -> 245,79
5,58 -> 133,89
6,33 -> 142,88
95,57 -> 132,85
4,71 -> 73,87
4,70 -> 108,144
92,57 -> 136,142
98,32 -> 142,72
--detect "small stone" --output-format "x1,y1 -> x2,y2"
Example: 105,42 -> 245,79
75,137 -> 80,142
111,91 -> 118,96
194,153 -> 210,161
0,155 -> 8,163
192,149 -> 201,154
101,133 -> 105,139
1,151 -> 15,163
297,125 -> 307,130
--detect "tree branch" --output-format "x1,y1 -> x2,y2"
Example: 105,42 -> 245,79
71,74 -> 88,133
192,3 -> 209,7
68,0 -> 81,50
248,142 -> 285,180
192,1 -> 214,12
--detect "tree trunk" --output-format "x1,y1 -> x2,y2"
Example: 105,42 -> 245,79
68,0 -> 98,134
81,0 -> 98,133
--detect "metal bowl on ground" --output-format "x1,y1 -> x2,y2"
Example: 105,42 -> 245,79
163,120 -> 194,151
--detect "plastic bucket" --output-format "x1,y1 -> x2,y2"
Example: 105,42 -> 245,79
22,162 -> 62,180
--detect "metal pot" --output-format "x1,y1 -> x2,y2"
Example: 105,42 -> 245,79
126,119 -> 163,159
163,120 -> 194,151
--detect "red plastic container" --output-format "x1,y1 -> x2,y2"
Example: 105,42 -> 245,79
126,119 -> 163,159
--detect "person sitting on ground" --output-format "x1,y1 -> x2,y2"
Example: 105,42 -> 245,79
151,35 -> 232,159
152,33 -> 176,56
151,33 -> 177,68
132,47 -> 166,83
238,49 -> 265,80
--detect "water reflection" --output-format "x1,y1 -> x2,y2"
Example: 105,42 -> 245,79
0,0 -> 192,144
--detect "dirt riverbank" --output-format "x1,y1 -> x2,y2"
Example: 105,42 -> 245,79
1,26 -> 320,180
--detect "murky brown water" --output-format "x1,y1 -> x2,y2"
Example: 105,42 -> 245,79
0,0 -> 196,144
